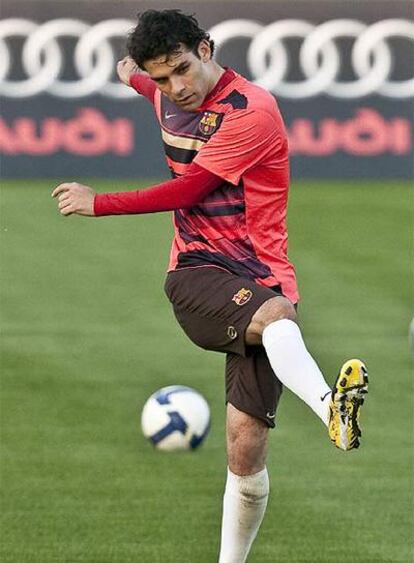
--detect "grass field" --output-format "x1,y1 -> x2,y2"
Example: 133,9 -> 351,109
1,179 -> 413,563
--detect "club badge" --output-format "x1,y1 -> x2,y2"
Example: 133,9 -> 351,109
232,288 -> 253,306
199,111 -> 220,135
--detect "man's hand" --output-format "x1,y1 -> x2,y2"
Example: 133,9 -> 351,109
52,182 -> 96,216
117,56 -> 142,86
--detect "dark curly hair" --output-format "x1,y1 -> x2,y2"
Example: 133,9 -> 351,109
127,9 -> 215,69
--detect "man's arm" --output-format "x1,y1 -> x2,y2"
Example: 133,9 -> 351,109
117,56 -> 157,103
51,163 -> 224,217
116,56 -> 140,86
195,108 -> 285,186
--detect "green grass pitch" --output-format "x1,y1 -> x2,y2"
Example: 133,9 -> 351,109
1,179 -> 412,562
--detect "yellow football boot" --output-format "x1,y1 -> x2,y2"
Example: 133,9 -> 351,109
328,359 -> 368,451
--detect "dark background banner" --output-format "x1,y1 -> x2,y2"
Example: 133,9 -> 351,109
1,0 -> 413,179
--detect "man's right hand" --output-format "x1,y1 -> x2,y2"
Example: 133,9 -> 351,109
117,56 -> 142,86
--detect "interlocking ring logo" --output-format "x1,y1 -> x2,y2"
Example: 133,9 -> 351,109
210,18 -> 414,99
0,18 -> 136,98
0,17 -> 413,99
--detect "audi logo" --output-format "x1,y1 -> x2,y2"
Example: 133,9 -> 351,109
0,17 -> 413,99
212,18 -> 414,99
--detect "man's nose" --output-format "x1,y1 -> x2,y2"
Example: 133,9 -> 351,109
170,76 -> 186,97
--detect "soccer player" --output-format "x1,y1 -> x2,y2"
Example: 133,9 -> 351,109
52,10 -> 368,562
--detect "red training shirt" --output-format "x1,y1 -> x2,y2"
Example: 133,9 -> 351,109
96,68 -> 299,303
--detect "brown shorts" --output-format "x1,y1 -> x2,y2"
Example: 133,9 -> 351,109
164,266 -> 284,427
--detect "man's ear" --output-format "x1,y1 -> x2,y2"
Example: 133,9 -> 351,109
197,40 -> 211,63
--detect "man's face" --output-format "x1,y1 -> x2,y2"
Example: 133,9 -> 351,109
143,41 -> 213,111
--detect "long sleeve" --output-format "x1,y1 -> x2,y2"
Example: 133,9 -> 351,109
129,73 -> 157,103
93,163 -> 224,216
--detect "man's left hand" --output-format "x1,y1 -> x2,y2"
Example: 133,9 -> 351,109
52,182 -> 96,216
117,56 -> 141,86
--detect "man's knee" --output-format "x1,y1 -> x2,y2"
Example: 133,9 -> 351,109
226,404 -> 268,475
246,296 -> 296,345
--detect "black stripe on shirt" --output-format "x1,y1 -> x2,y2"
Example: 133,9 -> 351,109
163,142 -> 197,164
189,203 -> 245,217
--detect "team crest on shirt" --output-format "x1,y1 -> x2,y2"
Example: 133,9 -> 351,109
232,288 -> 253,306
199,111 -> 220,135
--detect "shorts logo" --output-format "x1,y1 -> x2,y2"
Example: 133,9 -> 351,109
199,111 -> 220,135
232,288 -> 253,306
227,326 -> 238,340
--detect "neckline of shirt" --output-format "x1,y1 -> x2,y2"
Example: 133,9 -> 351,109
198,67 -> 237,110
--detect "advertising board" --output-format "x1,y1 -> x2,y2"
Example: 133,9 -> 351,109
1,0 -> 413,178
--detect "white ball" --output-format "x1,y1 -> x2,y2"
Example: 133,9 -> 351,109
141,385 -> 211,451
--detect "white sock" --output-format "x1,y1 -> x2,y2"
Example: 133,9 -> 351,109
262,319 -> 331,425
218,467 -> 269,563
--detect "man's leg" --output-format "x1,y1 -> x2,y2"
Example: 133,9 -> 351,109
246,296 -> 332,424
219,403 -> 269,563
246,296 -> 368,449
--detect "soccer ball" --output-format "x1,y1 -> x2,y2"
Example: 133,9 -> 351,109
141,385 -> 211,451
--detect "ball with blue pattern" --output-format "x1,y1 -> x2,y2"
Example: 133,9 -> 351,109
141,385 -> 211,451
